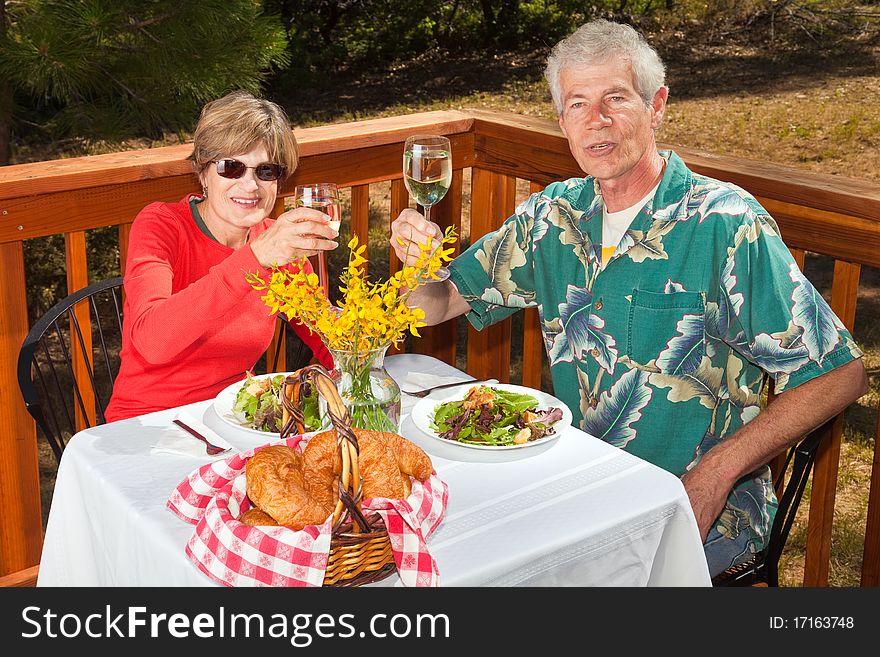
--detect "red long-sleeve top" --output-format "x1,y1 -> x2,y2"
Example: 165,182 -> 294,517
105,195 -> 331,422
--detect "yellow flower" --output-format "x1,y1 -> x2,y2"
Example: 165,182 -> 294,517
247,225 -> 457,353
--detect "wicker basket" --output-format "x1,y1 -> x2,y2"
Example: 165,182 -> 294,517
280,364 -> 396,587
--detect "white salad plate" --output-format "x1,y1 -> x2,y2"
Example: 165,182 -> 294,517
212,372 -> 304,439
409,382 -> 572,461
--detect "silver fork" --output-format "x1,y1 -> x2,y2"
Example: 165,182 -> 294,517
401,378 -> 497,398
173,419 -> 230,455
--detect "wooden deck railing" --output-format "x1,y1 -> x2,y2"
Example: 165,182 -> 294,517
1,109 -> 878,586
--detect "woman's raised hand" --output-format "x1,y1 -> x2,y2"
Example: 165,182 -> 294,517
250,206 -> 338,268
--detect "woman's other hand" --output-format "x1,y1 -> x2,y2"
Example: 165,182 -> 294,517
250,206 -> 338,267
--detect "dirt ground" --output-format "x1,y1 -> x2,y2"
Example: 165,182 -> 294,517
275,26 -> 880,182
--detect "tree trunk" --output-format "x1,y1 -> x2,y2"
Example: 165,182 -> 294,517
438,0 -> 462,45
480,0 -> 500,47
0,80 -> 10,166
479,0 -> 522,48
318,2 -> 344,46
0,0 -> 10,165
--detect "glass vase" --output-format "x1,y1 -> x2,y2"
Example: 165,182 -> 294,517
327,345 -> 401,433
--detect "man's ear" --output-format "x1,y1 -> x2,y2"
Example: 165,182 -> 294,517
558,114 -> 568,138
650,86 -> 669,129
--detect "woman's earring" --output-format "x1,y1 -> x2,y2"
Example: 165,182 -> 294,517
202,184 -> 208,198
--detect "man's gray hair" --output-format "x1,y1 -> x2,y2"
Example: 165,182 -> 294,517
545,19 -> 666,113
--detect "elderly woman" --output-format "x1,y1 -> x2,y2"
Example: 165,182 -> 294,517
106,91 -> 335,422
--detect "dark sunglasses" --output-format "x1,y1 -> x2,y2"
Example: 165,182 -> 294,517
212,158 -> 286,182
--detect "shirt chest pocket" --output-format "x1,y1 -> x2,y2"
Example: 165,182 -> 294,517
626,289 -> 706,374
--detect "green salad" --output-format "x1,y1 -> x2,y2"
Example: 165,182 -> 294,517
430,385 -> 564,447
232,372 -> 323,434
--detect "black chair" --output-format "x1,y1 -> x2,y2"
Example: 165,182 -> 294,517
266,256 -> 325,374
269,317 -> 316,374
17,277 -> 125,465
711,417 -> 831,587
18,278 -> 316,465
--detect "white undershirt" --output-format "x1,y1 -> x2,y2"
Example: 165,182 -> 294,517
601,181 -> 661,267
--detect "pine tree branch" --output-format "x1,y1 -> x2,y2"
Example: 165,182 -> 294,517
93,63 -> 146,104
138,26 -> 162,45
128,11 -> 179,31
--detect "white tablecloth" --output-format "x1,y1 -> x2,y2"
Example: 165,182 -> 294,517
37,354 -> 711,587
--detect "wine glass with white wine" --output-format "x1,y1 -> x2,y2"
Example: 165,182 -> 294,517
293,182 -> 341,296
403,135 -> 452,281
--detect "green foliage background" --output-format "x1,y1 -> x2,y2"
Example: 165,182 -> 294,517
4,1 -> 870,164
1,0 -> 875,319
1,0 -> 289,154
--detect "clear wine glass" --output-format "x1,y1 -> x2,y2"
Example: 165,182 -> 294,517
403,135 -> 452,281
294,182 -> 341,296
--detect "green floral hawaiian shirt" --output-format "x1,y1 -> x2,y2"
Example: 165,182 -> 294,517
448,150 -> 862,556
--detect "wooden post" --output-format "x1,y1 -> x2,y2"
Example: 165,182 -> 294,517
803,260 -> 861,586
265,198 -> 287,371
769,248 -> 809,492
467,168 -> 515,381
118,223 -> 132,275
65,231 -> 94,429
387,180 -> 409,357
266,319 -> 287,374
862,410 -> 880,586
411,170 -> 463,365
521,181 -> 546,390
350,184 -> 370,274
0,241 -> 43,577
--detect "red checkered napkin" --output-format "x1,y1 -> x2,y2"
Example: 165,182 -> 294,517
166,435 -> 448,587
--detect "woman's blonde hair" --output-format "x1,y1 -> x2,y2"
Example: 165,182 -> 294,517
188,90 -> 298,180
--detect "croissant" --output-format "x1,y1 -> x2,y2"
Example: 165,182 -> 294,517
244,430 -> 433,531
245,445 -> 334,530
377,430 -> 434,481
298,431 -> 341,510
238,507 -> 279,527
302,428 -> 433,502
359,433 -> 410,500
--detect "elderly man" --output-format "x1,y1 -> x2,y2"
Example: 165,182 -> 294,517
390,19 -> 867,578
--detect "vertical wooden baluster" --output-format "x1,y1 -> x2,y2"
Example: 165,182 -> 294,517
266,320 -> 287,374
0,240 -> 42,578
521,181 -> 545,390
412,170 -> 463,365
118,223 -> 132,275
769,249 -> 808,491
863,408 -> 880,586
388,179 -> 408,279
350,184 -> 370,276
467,168 -> 515,381
65,231 -> 94,429
803,259 -> 860,586
265,198 -> 287,371
387,179 -> 409,356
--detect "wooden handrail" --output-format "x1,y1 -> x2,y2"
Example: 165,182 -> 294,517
467,108 -> 880,219
0,111 -> 475,198
1,109 -> 878,588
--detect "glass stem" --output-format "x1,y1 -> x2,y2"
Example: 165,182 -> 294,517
418,205 -> 433,284
317,252 -> 329,296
